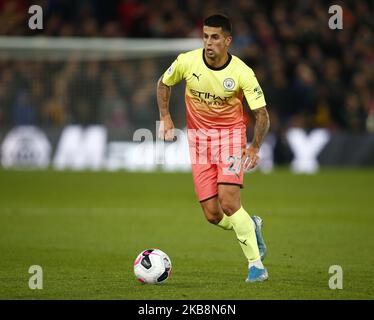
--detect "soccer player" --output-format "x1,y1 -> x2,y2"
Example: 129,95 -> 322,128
156,14 -> 270,282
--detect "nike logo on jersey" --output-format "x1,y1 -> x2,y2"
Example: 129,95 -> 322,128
192,73 -> 201,81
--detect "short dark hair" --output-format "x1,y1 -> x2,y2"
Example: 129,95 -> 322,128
203,14 -> 232,35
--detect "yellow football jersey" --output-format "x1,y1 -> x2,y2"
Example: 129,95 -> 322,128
162,48 -> 266,129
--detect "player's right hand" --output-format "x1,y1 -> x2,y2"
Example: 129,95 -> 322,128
158,115 -> 175,141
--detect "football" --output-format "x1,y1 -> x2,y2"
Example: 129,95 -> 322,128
133,249 -> 172,284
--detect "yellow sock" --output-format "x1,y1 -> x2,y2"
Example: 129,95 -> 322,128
228,206 -> 260,262
217,214 -> 233,230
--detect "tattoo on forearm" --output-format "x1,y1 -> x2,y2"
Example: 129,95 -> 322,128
252,107 -> 270,148
157,77 -> 171,117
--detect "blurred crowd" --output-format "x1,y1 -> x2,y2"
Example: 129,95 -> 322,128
0,0 -> 373,135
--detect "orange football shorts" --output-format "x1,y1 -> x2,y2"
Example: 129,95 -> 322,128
188,127 -> 246,202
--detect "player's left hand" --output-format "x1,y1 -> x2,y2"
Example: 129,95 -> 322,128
242,146 -> 260,170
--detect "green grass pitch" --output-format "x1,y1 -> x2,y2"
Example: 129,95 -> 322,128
0,168 -> 373,299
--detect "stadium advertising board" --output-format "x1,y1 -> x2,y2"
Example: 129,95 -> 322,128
3,126 -> 374,171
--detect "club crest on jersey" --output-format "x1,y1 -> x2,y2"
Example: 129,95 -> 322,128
223,78 -> 235,91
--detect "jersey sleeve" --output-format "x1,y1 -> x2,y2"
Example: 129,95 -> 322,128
240,66 -> 267,110
161,54 -> 186,86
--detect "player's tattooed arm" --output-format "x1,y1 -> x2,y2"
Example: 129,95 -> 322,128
242,106 -> 270,170
157,76 -> 175,141
251,106 -> 270,149
157,76 -> 171,118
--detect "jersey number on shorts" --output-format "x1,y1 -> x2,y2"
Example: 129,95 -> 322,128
227,156 -> 242,176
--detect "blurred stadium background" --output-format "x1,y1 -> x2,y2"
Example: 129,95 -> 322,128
0,0 -> 373,170
0,0 -> 373,299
